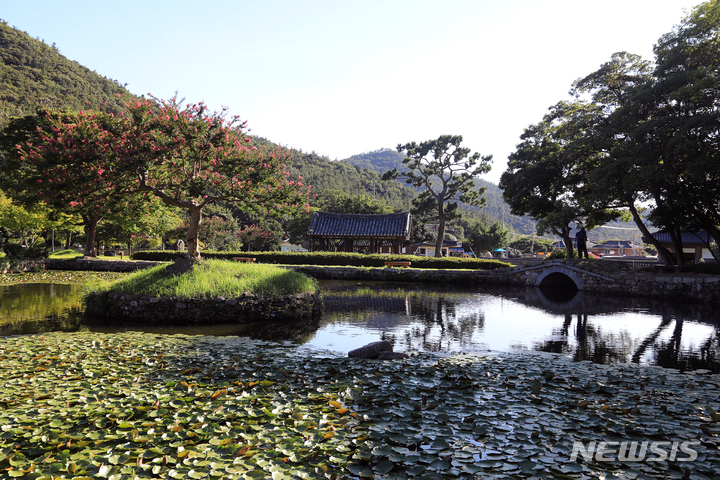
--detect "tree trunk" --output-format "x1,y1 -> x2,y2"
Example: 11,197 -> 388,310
435,202 -> 445,258
83,215 -> 99,258
627,203 -> 675,266
561,227 -> 575,260
186,207 -> 203,260
668,227 -> 685,270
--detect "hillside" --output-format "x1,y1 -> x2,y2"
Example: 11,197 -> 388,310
0,20 -> 135,130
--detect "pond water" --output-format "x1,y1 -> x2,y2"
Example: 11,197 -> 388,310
1,280 -> 719,372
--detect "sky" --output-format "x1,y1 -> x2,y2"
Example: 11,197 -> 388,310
2,0 -> 706,184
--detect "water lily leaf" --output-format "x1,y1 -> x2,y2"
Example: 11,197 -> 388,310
373,460 -> 394,474
348,465 -> 374,478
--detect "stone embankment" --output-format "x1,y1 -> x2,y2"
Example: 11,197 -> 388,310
45,258 -> 162,272
32,258 -> 720,306
284,262 -> 720,305
84,290 -> 321,323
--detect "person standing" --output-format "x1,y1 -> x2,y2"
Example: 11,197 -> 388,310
576,227 -> 588,259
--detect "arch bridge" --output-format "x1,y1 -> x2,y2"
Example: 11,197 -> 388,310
512,262 -> 617,292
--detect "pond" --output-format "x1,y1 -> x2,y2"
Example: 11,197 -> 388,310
1,280 -> 719,372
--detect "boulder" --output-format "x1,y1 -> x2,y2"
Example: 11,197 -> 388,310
377,351 -> 409,360
348,340 -> 399,359
348,340 -> 393,359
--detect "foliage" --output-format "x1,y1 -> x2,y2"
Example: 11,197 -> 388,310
237,224 -> 282,252
500,101 -> 621,260
384,135 -> 492,257
0,191 -> 52,247
0,332 -> 718,479
283,146 -> 415,213
130,250 -> 511,270
546,249 -> 567,260
509,236 -> 555,254
1,109 -> 158,257
503,1 -> 720,268
95,259 -> 316,298
464,219 -> 509,255
116,97 -> 311,260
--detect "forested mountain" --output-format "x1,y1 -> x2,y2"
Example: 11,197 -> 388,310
0,21 -> 135,130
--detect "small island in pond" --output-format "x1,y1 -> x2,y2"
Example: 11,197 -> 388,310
83,258 -> 321,324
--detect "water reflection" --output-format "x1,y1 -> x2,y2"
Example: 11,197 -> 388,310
1,281 -> 718,372
0,284 -> 86,336
314,280 -> 720,372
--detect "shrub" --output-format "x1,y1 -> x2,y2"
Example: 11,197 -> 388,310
131,250 -> 511,270
546,250 -> 567,260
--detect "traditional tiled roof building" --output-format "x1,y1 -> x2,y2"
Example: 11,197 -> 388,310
307,212 -> 412,254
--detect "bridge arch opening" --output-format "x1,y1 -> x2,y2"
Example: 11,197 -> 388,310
538,272 -> 579,289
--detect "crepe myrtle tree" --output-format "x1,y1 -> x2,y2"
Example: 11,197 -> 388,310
6,97 -> 313,261
383,135 -> 491,257
121,96 -> 313,260
4,109 -> 156,257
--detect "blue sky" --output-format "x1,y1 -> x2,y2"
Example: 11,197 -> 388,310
3,0 -> 705,184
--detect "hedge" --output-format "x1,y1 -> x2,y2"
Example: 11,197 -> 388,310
130,250 -> 511,270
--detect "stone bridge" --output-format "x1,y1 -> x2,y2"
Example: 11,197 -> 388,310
507,261 -> 617,291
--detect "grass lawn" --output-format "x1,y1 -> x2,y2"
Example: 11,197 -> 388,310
47,249 -> 84,259
91,258 -> 317,298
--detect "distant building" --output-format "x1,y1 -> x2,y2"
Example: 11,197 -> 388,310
307,212 -> 412,254
405,240 -> 468,257
590,240 -> 634,257
648,230 -> 714,263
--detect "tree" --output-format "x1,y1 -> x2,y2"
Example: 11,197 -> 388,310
383,135 -> 491,257
3,97 -> 313,261
1,109 -> 151,257
464,219 -> 509,255
0,191 -> 51,247
642,0 -> 720,261
120,96 -> 312,260
500,102 -> 620,258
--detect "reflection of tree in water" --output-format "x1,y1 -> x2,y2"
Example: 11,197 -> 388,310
385,294 -> 486,352
534,309 -> 720,372
652,319 -> 720,373
534,313 -> 636,365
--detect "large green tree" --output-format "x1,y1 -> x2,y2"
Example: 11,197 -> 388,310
4,97 -> 312,261
500,101 -> 620,259
383,135 -> 491,258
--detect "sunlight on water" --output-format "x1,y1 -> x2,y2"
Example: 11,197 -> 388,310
1,281 -> 718,371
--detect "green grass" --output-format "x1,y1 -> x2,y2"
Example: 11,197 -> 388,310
48,249 -> 84,259
96,259 -> 317,298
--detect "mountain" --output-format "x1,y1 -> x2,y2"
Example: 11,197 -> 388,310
0,20 -> 135,130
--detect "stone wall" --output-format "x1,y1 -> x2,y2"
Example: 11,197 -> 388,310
39,258 -> 720,306
84,290 -> 322,323
45,258 -> 162,272
0,260 -> 46,274
283,263 -> 720,305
